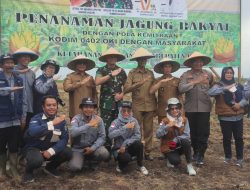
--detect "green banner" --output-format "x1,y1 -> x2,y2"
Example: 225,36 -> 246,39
0,0 -> 240,68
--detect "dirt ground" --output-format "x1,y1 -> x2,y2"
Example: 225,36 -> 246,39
1,83 -> 250,190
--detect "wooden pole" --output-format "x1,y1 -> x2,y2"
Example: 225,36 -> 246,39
209,67 -> 220,80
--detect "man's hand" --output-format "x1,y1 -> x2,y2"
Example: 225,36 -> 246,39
160,77 -> 174,83
118,146 -> 126,154
11,86 -> 24,92
41,150 -> 52,159
88,117 -> 100,128
83,147 -> 94,155
191,73 -> 209,85
53,75 -> 61,81
52,115 -> 66,126
80,76 -> 91,85
126,122 -> 135,129
18,68 -> 30,74
111,68 -> 122,77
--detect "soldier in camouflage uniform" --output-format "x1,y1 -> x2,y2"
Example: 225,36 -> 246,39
95,47 -> 127,150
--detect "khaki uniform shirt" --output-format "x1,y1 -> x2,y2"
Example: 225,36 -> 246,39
179,69 -> 214,112
154,76 -> 180,116
124,68 -> 156,112
63,72 -> 97,118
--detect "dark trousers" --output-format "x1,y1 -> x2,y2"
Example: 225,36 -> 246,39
25,147 -> 72,173
117,141 -> 144,169
165,139 -> 192,166
101,108 -> 119,149
0,126 -> 20,154
219,119 -> 243,160
185,112 -> 210,158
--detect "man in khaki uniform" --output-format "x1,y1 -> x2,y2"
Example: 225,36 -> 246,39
150,58 -> 182,123
63,55 -> 97,120
124,48 -> 156,161
178,52 -> 214,165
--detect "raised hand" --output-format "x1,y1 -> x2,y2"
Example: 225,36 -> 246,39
80,76 -> 91,85
11,86 -> 24,91
111,68 -> 122,77
88,117 -> 100,128
126,122 -> 135,129
52,115 -> 66,126
53,74 -> 61,81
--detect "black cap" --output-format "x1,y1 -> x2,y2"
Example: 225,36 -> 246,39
0,53 -> 15,65
79,97 -> 97,108
41,59 -> 60,74
121,101 -> 132,108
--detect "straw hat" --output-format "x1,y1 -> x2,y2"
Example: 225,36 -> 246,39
13,47 -> 39,62
130,47 -> 155,61
67,55 -> 95,71
99,47 -> 125,62
41,59 -> 60,74
184,52 -> 211,67
154,58 -> 180,74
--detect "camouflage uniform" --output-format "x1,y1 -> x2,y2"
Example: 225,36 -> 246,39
96,65 -> 127,147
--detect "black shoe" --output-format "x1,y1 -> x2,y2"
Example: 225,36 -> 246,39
22,172 -> 34,183
196,156 -> 204,166
43,167 -> 60,178
144,154 -> 154,161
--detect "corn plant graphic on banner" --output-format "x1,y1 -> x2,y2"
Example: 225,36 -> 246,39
0,0 -> 240,68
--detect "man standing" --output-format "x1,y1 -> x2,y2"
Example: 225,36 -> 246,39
150,58 -> 182,123
33,59 -> 61,114
69,98 -> 109,172
179,52 -> 214,165
124,47 -> 156,161
64,55 -> 97,120
22,95 -> 72,183
0,54 -> 24,181
95,47 -> 127,150
13,47 -> 39,131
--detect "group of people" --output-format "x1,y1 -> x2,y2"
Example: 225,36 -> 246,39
0,46 -> 250,183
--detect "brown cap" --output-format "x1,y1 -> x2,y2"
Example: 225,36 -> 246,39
184,51 -> 211,67
154,58 -> 180,74
13,47 -> 39,62
99,47 -> 125,62
130,47 -> 154,61
67,55 -> 95,71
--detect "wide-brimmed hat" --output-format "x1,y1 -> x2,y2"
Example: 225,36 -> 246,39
67,55 -> 95,71
41,59 -> 60,74
13,47 -> 39,62
154,58 -> 180,74
130,47 -> 155,61
79,97 -> 97,108
0,53 -> 16,65
99,47 -> 125,62
184,52 -> 211,67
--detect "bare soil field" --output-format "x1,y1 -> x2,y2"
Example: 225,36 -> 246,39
1,83 -> 250,190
